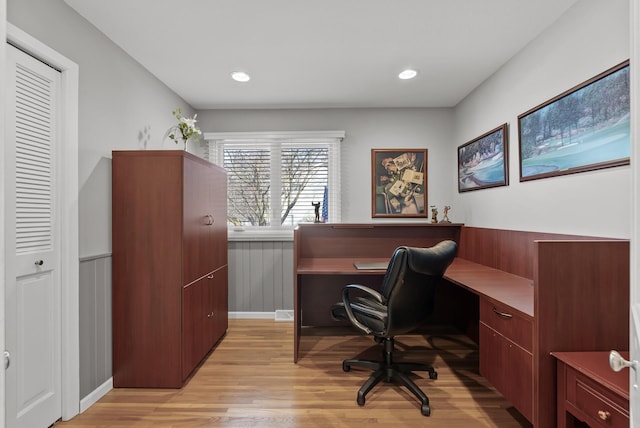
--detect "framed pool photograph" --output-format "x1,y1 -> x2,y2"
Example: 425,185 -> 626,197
458,124 -> 509,192
518,60 -> 630,181
371,148 -> 428,218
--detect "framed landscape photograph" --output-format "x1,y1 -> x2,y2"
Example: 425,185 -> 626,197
371,149 -> 428,218
518,60 -> 630,181
458,124 -> 508,192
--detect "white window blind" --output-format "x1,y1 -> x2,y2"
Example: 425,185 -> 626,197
205,131 -> 343,235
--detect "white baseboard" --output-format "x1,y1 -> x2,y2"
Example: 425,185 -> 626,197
228,310 -> 294,322
275,309 -> 294,322
80,377 -> 113,413
228,311 -> 275,319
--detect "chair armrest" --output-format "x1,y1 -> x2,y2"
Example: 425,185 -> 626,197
341,284 -> 385,335
344,284 -> 385,304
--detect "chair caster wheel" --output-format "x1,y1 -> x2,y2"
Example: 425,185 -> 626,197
343,362 -> 351,372
421,403 -> 431,416
429,371 -> 438,380
357,394 -> 365,406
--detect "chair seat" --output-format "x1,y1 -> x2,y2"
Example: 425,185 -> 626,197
331,297 -> 387,335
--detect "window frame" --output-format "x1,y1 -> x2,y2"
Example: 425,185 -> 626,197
204,131 -> 344,241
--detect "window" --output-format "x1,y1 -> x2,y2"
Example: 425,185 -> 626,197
205,131 -> 343,238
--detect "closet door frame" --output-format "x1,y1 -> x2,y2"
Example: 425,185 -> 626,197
6,23 -> 79,421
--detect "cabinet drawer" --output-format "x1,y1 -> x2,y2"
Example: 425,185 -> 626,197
567,368 -> 629,428
480,298 -> 532,352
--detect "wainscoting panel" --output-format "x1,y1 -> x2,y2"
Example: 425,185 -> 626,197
228,241 -> 294,312
79,254 -> 112,399
78,243 -> 293,405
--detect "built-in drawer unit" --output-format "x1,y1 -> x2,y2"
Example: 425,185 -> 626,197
554,352 -> 629,428
479,298 -> 534,422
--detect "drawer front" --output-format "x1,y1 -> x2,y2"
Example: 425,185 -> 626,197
479,298 -> 532,352
566,368 -> 629,428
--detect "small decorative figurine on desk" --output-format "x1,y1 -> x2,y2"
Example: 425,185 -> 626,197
430,205 -> 438,224
312,202 -> 321,223
439,205 -> 451,223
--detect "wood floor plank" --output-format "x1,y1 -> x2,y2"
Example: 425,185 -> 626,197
55,319 -> 532,427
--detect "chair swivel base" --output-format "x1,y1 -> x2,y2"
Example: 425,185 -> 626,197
342,348 -> 437,416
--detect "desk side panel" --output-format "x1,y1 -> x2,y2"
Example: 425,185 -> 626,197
459,227 -> 611,279
534,240 -> 630,428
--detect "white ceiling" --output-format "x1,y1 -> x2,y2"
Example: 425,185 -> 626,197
64,0 -> 579,109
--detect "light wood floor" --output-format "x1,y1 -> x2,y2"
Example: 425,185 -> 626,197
55,319 -> 532,427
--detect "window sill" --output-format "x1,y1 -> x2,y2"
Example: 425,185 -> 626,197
228,228 -> 294,242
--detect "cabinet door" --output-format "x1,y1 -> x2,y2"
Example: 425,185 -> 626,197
209,165 -> 228,269
183,158 -> 216,284
480,322 -> 533,421
202,267 -> 229,348
182,279 -> 208,380
479,322 -> 507,391
210,266 -> 229,344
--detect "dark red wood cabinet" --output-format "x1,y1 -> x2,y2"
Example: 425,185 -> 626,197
479,299 -> 533,422
112,150 -> 228,388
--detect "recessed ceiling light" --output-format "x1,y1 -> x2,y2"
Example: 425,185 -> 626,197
398,69 -> 418,80
231,71 -> 251,82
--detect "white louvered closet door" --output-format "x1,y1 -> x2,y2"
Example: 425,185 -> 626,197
5,43 -> 62,428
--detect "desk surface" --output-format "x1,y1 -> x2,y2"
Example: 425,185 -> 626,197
552,351 -> 630,400
296,257 -> 534,318
444,258 -> 533,318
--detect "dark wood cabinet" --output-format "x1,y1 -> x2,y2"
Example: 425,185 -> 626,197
112,150 -> 228,388
479,298 -> 533,421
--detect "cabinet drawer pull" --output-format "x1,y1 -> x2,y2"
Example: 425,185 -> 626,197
492,307 -> 513,319
597,410 -> 611,421
205,215 -> 214,225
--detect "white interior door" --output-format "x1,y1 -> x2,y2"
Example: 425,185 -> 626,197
630,0 -> 640,425
5,43 -> 62,428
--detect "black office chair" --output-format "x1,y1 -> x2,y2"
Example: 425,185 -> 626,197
330,240 -> 457,416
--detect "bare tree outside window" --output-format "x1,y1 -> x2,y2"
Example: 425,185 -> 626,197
223,145 -> 329,227
224,148 -> 270,226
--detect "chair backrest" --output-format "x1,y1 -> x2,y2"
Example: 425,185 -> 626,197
381,240 -> 457,336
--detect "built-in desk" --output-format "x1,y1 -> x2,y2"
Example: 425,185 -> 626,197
293,223 -> 629,428
294,222 -> 463,341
